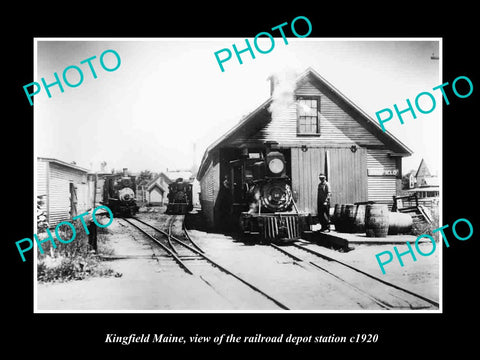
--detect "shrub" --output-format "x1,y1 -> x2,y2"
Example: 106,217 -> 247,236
37,253 -> 115,282
37,219 -> 117,283
410,204 -> 440,241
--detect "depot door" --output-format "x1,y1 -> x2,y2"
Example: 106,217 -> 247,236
291,147 -> 367,214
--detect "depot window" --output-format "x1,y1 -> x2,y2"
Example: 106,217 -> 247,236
296,96 -> 320,135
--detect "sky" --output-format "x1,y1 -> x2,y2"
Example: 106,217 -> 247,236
35,38 -> 441,175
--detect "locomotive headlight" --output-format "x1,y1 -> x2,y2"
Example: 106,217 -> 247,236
268,158 -> 285,174
119,187 -> 135,202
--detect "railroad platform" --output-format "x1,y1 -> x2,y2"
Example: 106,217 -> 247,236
304,229 -> 429,250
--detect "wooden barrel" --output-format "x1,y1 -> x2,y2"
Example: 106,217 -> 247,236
335,204 -> 347,232
343,204 -> 356,233
332,204 -> 342,226
365,204 -> 389,237
388,212 -> 413,235
353,204 -> 366,233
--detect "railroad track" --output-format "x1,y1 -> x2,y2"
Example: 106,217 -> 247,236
121,216 -> 290,310
269,240 -> 439,310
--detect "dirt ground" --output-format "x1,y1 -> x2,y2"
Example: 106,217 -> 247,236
311,241 -> 440,301
36,217 -> 234,311
36,208 -> 440,312
187,229 -> 439,308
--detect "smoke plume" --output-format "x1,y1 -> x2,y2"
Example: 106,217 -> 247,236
268,69 -> 298,118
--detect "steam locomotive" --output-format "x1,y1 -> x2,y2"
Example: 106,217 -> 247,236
231,149 -> 311,243
166,178 -> 193,214
101,169 -> 139,217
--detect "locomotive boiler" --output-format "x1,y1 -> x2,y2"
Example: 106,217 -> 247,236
230,149 -> 311,243
101,168 -> 139,217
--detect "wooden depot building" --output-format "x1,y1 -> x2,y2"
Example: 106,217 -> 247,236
197,68 -> 413,229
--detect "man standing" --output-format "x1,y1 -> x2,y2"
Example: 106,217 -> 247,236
317,173 -> 331,232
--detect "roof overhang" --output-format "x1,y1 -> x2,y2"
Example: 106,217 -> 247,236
38,157 -> 89,173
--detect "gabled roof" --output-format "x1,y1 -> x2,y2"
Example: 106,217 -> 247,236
197,67 -> 413,180
147,182 -> 166,193
38,157 -> 89,173
146,172 -> 172,191
415,158 -> 431,178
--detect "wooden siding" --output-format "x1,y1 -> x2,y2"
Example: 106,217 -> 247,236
367,149 -> 397,170
292,147 -> 367,213
367,149 -> 398,204
49,176 -> 70,226
291,147 -> 325,213
47,162 -> 89,227
328,147 -> 368,205
229,77 -> 384,148
368,177 -> 397,204
37,161 -> 48,218
37,161 -> 48,196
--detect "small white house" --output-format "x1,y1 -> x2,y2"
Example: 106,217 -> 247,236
146,173 -> 171,206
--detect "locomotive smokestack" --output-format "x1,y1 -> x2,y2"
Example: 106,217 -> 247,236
122,168 -> 128,177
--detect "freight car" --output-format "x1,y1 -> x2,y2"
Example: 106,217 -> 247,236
101,168 -> 139,217
230,148 -> 311,243
166,178 -> 193,214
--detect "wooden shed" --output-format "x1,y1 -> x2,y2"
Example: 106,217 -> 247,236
146,172 -> 171,206
197,68 -> 413,229
37,157 -> 95,228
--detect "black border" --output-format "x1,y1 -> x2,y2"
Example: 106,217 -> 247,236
7,6 -> 478,355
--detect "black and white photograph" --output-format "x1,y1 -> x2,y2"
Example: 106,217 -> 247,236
33,38 -> 441,312
7,8 -> 478,355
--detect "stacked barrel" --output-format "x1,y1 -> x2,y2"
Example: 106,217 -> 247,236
331,203 -> 412,237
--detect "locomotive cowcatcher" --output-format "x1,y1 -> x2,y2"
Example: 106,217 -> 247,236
228,145 -> 311,243
101,168 -> 139,217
